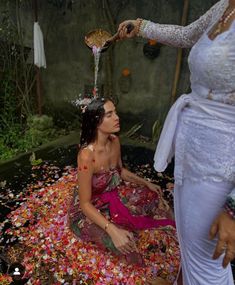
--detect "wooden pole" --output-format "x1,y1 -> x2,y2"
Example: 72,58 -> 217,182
171,0 -> 189,103
33,0 -> 42,116
36,67 -> 42,115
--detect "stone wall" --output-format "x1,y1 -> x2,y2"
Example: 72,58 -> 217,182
6,0 -> 217,135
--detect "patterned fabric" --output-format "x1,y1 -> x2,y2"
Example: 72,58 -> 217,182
174,104 -> 235,185
68,168 -> 179,281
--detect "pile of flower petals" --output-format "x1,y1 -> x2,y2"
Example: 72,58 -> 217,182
0,273 -> 12,285
1,166 -> 179,284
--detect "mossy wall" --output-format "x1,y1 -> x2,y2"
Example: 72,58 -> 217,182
5,0 -> 217,135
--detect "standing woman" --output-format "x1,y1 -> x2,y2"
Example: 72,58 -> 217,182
118,0 -> 235,284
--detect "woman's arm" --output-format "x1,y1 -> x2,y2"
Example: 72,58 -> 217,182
121,167 -> 149,186
78,149 -> 110,230
121,167 -> 166,199
115,137 -> 160,193
119,0 -> 225,48
78,148 -> 137,254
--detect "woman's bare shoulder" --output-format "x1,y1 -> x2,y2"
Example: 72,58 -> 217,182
78,145 -> 94,163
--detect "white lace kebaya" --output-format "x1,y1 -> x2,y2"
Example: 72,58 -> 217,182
139,0 -> 235,223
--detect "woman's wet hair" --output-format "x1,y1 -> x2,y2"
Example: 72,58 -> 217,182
80,97 -> 112,148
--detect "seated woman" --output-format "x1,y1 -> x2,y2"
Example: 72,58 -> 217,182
68,97 -> 179,284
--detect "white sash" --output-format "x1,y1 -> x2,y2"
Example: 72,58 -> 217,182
154,93 -> 235,172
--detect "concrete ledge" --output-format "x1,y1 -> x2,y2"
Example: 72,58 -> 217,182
0,131 -> 156,176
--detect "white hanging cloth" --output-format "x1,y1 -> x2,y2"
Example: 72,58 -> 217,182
33,22 -> 46,68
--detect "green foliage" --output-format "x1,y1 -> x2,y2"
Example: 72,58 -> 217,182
122,123 -> 143,138
0,1 -> 50,162
25,115 -> 56,146
151,119 -> 162,143
0,138 -> 17,160
0,1 -> 35,118
27,115 -> 54,131
0,77 -> 19,132
0,114 -> 58,162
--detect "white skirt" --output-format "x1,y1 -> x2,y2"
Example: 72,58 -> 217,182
174,179 -> 234,285
173,107 -> 235,285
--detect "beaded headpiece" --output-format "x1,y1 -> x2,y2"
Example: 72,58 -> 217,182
71,89 -> 98,113
72,97 -> 92,113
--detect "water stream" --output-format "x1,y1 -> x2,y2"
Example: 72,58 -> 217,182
92,46 -> 101,96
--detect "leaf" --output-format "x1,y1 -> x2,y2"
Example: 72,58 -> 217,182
31,159 -> 43,166
29,152 -> 43,166
152,119 -> 162,143
123,123 -> 143,138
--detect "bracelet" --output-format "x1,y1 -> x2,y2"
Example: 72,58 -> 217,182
136,18 -> 143,36
224,205 -> 235,219
223,197 -> 235,219
104,222 -> 112,231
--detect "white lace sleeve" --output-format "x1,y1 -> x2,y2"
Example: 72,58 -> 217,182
139,0 -> 227,48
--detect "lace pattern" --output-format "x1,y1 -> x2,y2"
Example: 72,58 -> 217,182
139,0 -> 228,48
174,108 -> 235,185
189,26 -> 235,102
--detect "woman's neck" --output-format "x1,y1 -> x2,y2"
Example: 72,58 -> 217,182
95,132 -> 110,149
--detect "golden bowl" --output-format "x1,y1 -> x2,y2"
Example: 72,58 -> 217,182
85,29 -> 112,50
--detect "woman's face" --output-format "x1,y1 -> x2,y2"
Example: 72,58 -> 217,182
98,101 -> 120,134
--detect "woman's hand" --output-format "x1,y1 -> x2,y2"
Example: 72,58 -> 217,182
146,181 -> 171,212
209,211 -> 235,268
118,19 -> 139,39
145,181 -> 161,193
107,224 -> 138,254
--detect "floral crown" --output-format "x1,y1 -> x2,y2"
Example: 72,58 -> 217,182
72,88 -> 98,113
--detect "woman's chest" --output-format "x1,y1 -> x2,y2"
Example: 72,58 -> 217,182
93,149 -> 119,173
189,33 -> 233,71
188,27 -> 235,91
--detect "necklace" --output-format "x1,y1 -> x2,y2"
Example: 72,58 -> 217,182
212,6 -> 235,37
